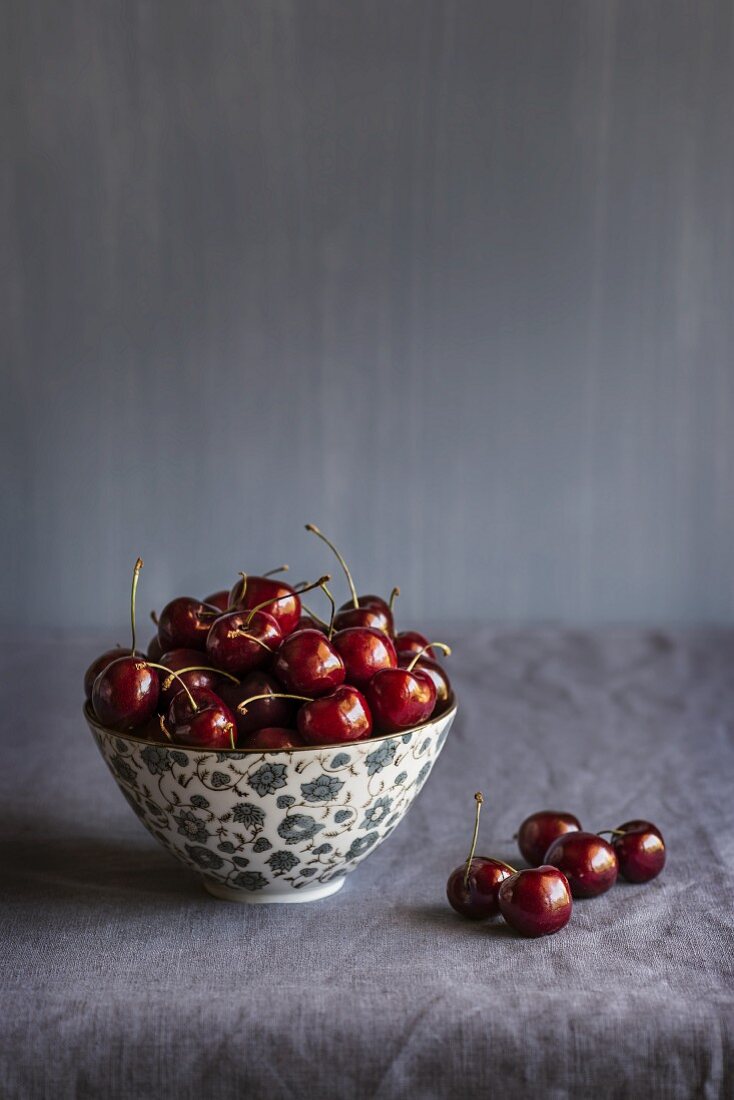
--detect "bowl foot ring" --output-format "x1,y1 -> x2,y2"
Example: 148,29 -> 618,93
203,876 -> 345,904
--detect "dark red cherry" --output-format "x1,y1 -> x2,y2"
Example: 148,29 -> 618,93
241,727 -> 305,750
497,866 -> 573,937
158,648 -> 225,709
396,631 -> 436,658
228,575 -> 302,636
366,666 -> 436,732
166,686 -> 237,750
205,610 -> 282,675
147,635 -> 165,662
297,686 -> 372,745
296,614 -> 326,633
157,597 -> 220,652
84,647 -> 135,700
272,629 -> 346,696
610,821 -> 666,883
92,656 -> 160,730
397,652 -> 451,716
219,671 -> 297,737
204,589 -> 230,612
332,627 -> 397,689
544,831 -> 618,898
517,810 -> 582,866
333,603 -> 393,635
447,859 -> 514,919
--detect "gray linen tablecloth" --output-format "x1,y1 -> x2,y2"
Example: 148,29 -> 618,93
2,628 -> 733,1098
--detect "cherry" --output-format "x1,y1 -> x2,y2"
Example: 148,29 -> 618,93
297,686 -> 373,745
205,609 -> 282,674
203,589 -> 230,612
165,686 -> 237,750
92,656 -> 160,730
607,821 -> 666,883
157,596 -> 220,652
272,628 -> 346,696
517,810 -> 582,866
157,648 -> 231,709
146,635 -> 165,662
85,647 -> 134,700
544,831 -> 618,898
228,574 -> 301,636
397,651 -> 452,716
84,558 -> 146,698
306,523 -> 397,635
366,643 -> 450,732
241,727 -> 305,750
296,614 -> 326,633
219,671 -> 298,737
332,627 -> 397,689
446,793 -> 514,919
497,866 -> 573,937
395,631 -> 436,658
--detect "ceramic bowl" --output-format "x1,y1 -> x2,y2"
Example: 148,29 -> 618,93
85,700 -> 456,903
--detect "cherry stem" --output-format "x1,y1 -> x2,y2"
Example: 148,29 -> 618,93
227,629 -> 274,652
244,575 -> 330,626
146,663 -> 198,711
150,609 -> 159,626
305,524 -> 359,609
237,572 -> 248,604
389,587 -> 400,613
237,692 -> 312,715
130,558 -> 143,653
159,715 -> 172,742
320,581 -> 336,640
160,664 -> 239,688
464,792 -> 484,887
263,564 -> 290,578
406,642 -> 452,672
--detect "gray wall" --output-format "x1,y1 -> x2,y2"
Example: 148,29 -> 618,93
3,1 -> 734,632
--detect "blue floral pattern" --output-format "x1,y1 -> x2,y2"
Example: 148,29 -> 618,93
89,701 -> 455,899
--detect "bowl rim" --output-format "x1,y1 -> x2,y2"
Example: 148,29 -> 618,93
83,696 -> 457,756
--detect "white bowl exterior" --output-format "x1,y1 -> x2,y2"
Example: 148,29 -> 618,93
87,707 -> 455,901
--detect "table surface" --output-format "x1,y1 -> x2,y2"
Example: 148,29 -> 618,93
3,628 -> 734,1099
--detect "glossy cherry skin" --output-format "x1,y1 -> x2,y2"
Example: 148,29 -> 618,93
334,599 -> 393,636
204,589 -> 230,612
612,821 -> 666,883
92,656 -> 160,730
395,631 -> 435,658
84,647 -> 134,700
241,727 -> 305,750
497,866 -> 573,937
205,610 -> 282,675
272,629 -> 346,697
166,687 -> 237,749
229,576 -> 301,636
158,648 -> 224,709
296,615 -> 326,633
544,831 -> 618,898
219,671 -> 297,738
446,858 -> 514,919
297,686 -> 373,745
517,810 -> 582,866
157,597 -> 220,652
366,667 -> 436,732
332,627 -> 397,689
397,652 -> 451,716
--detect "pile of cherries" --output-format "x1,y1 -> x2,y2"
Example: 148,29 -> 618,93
84,526 -> 453,751
447,797 -> 666,937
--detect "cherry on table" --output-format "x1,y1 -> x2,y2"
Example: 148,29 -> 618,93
205,609 -> 282,675
157,596 -> 220,652
607,821 -> 666,883
272,628 -> 346,697
332,626 -> 397,689
446,793 -> 514,919
517,810 -> 582,866
544,831 -> 618,898
497,866 -> 573,937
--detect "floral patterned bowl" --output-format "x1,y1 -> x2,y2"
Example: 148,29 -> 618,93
85,700 -> 456,903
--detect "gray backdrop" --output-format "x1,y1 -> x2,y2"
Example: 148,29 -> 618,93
3,1 -> 734,632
